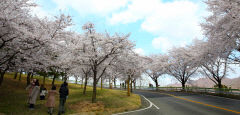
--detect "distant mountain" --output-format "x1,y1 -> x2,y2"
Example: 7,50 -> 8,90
167,77 -> 240,89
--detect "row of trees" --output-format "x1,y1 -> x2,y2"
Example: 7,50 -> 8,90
0,0 -> 75,86
0,0 -> 146,103
1,0 -> 239,103
143,0 -> 240,90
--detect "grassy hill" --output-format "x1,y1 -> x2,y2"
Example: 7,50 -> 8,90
167,77 -> 240,89
0,73 -> 141,115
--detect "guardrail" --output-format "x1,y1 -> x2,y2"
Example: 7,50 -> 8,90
133,86 -> 240,95
69,80 -> 240,96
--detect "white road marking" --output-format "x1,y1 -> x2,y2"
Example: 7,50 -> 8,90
112,95 -> 159,115
141,95 -> 160,110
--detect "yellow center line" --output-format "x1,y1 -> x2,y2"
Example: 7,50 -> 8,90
159,93 -> 240,114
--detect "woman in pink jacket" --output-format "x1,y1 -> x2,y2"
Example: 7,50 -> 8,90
45,85 -> 58,115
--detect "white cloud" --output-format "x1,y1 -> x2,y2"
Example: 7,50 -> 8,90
141,1 -> 201,38
152,37 -> 173,52
134,48 -> 145,56
109,0 -> 159,24
110,0 -> 204,38
51,0 -> 129,16
109,0 -> 207,52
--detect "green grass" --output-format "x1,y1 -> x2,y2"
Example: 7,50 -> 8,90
0,73 -> 141,115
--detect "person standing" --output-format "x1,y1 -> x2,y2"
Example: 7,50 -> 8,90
26,79 -> 36,103
40,85 -> 48,100
58,82 -> 69,115
29,79 -> 40,109
46,85 -> 57,115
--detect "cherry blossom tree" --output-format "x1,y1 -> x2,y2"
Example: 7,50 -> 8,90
201,0 -> 240,63
67,33 -> 93,94
81,23 -> 134,102
116,51 -> 144,95
188,39 -> 232,89
144,54 -> 167,90
166,47 -> 198,90
19,14 -> 72,86
105,65 -> 121,89
0,0 -> 37,85
200,0 -> 239,88
0,0 -> 74,87
200,57 -> 230,88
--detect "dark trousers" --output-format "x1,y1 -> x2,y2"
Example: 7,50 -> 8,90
40,95 -> 45,100
58,97 -> 66,114
29,104 -> 34,108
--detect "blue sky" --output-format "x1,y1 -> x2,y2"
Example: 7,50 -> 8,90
32,0 -> 209,55
31,0 -> 240,85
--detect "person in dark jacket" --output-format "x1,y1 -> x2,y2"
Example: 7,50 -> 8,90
58,82 -> 69,115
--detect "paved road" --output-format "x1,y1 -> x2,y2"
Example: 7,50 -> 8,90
115,90 -> 240,115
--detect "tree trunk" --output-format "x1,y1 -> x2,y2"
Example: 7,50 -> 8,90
27,72 -> 32,86
140,79 -> 142,89
92,71 -> 97,103
0,66 -> 9,86
75,76 -> 78,84
83,75 -> 88,95
127,76 -> 130,96
43,74 -> 46,86
125,81 -> 127,89
101,77 -> 103,90
181,82 -> 185,91
155,79 -> 159,91
110,83 -> 112,89
109,78 -> 112,89
30,73 -> 34,80
52,74 -> 56,86
130,79 -> 133,93
113,78 -> 116,88
134,81 -> 136,90
19,71 -> 22,81
217,80 -> 222,89
64,74 -> 67,82
217,80 -> 223,94
81,76 -> 84,88
0,70 -> 6,86
14,72 -> 18,79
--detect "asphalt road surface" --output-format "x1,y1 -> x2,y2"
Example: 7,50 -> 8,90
114,90 -> 240,115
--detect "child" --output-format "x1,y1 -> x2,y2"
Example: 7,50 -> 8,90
46,85 -> 57,115
40,85 -> 48,100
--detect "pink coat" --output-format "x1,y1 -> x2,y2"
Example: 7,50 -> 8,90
45,90 -> 57,107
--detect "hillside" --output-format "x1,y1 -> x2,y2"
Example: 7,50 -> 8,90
167,77 -> 240,89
